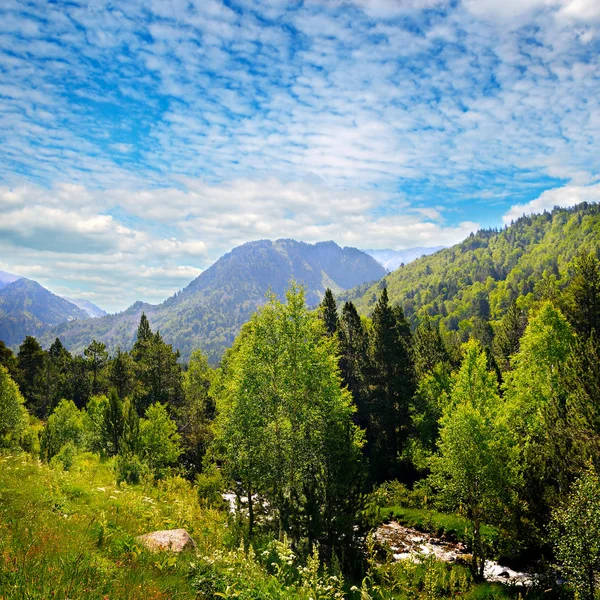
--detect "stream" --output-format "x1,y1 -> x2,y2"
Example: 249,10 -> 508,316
374,521 -> 534,585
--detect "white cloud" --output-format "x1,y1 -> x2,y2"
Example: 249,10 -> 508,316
503,181 -> 600,223
0,178 -> 478,311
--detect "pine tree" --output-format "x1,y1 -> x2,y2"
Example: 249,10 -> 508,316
565,250 -> 600,338
492,301 -> 527,371
84,340 -> 108,396
108,347 -> 134,399
16,336 -> 46,416
412,318 -> 449,378
136,313 -> 153,345
319,288 -> 338,336
338,301 -> 369,428
103,388 -> 124,456
368,289 -> 416,482
0,341 -> 18,380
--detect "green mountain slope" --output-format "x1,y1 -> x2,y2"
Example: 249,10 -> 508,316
41,239 -> 386,362
343,202 -> 600,331
0,278 -> 89,346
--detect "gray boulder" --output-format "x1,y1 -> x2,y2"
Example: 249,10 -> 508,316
137,528 -> 197,553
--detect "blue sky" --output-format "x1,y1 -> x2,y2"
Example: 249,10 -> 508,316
1,0 -> 599,311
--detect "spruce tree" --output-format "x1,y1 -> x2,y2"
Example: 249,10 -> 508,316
492,301 -> 527,371
368,288 -> 416,482
84,340 -> 108,396
16,336 -> 46,416
566,250 -> 600,338
103,388 -> 124,456
319,288 -> 338,336
108,347 -> 134,399
338,301 -> 369,427
412,318 -> 449,378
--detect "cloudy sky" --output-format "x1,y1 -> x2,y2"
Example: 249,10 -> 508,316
1,0 -> 599,312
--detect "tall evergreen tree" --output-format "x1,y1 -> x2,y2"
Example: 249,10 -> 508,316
492,301 -> 527,371
338,301 -> 370,428
69,356 -> 92,409
0,341 -> 18,380
44,338 -> 72,414
84,340 -> 109,396
565,250 -> 600,338
411,318 -> 449,378
368,289 -> 416,482
103,388 -> 124,456
108,347 -> 135,399
180,349 -> 215,477
16,336 -> 46,416
319,288 -> 338,336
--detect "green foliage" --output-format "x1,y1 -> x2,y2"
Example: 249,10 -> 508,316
346,203 -> 600,338
180,349 -> 215,477
51,440 -> 78,471
102,389 -> 123,456
139,402 -> 182,479
132,317 -> 184,414
196,462 -> 225,508
83,394 -> 109,454
367,288 -> 416,483
503,302 -> 575,547
320,288 -> 339,335
16,334 -> 46,415
550,464 -> 600,600
216,283 -> 364,547
84,340 -> 109,396
564,249 -> 600,338
429,341 -> 517,579
41,398 -> 84,460
0,365 -> 28,445
113,453 -> 151,485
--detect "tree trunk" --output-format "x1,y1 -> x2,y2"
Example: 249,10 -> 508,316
247,482 -> 254,540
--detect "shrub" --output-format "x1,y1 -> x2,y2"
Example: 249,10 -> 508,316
0,365 -> 28,445
196,463 -> 226,508
41,399 -> 84,460
139,402 -> 182,479
114,453 -> 151,485
50,441 -> 78,471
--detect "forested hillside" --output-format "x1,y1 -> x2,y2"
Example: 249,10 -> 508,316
39,239 -> 385,362
345,202 -> 600,336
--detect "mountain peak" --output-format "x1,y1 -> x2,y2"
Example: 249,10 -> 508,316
39,239 -> 385,362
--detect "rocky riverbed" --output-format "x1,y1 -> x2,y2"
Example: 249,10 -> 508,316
374,521 -> 533,585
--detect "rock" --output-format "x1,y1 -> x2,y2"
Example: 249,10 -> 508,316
137,528 -> 197,553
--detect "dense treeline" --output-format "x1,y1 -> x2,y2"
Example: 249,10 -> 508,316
3,208 -> 600,597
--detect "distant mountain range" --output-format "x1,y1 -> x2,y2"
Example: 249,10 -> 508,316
0,271 -> 107,347
63,297 -> 107,319
35,239 -> 386,362
363,247 -> 444,271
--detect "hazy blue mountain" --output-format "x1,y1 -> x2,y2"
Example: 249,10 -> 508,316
363,247 -> 445,271
0,269 -> 21,289
40,239 -> 386,362
64,297 -> 107,319
0,278 -> 89,347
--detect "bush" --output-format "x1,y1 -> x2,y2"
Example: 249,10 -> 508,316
50,441 -> 78,471
0,365 -> 28,445
20,419 -> 41,456
113,453 -> 151,485
139,402 -> 182,479
41,399 -> 84,460
196,463 -> 226,508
